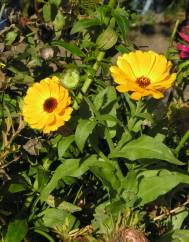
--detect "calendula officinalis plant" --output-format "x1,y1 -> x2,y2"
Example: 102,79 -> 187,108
1,0 -> 189,241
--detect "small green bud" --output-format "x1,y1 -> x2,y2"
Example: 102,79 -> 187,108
59,68 -> 80,90
96,26 -> 118,50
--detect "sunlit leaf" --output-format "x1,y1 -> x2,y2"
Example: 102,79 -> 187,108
109,135 -> 184,165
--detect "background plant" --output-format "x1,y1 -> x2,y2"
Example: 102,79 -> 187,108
1,0 -> 189,242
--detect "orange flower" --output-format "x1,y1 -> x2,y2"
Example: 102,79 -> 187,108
110,50 -> 176,100
22,76 -> 73,133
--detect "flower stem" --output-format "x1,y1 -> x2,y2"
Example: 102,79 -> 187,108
166,19 -> 180,57
73,51 -> 105,110
73,0 -> 117,110
175,128 -> 189,156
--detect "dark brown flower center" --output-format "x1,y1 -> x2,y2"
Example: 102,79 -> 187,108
136,76 -> 151,88
43,97 -> 58,113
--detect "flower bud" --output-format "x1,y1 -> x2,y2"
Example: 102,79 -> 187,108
59,68 -> 80,90
96,26 -> 118,50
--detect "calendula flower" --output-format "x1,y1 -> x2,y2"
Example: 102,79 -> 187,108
110,50 -> 176,100
23,76 -> 73,133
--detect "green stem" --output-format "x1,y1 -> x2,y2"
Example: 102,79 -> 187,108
82,51 -> 105,94
73,0 -> 117,110
175,129 -> 189,156
169,19 -> 180,47
73,51 -> 105,110
105,128 -> 114,153
166,19 -> 180,57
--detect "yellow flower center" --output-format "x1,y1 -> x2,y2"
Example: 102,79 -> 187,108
43,97 -> 58,113
136,76 -> 151,88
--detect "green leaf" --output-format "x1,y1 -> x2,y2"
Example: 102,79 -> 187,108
158,230 -> 189,242
40,155 -> 98,201
90,160 -> 122,192
5,31 -> 18,45
51,41 -> 85,57
116,44 -> 130,53
114,132 -> 132,151
40,155 -> 121,201
109,135 -> 184,165
93,86 -> 117,137
171,209 -> 188,230
75,119 -> 96,152
137,170 -> 189,205
71,18 -> 101,34
58,135 -> 75,158
8,183 -> 26,193
113,8 -> 129,42
58,201 -> 82,213
172,230 -> 189,242
50,0 -> 61,6
43,3 -> 51,22
40,159 -> 80,201
5,219 -> 28,242
92,202 -> 114,237
33,167 -> 49,192
39,208 -> 77,229
121,171 -> 138,206
53,10 -> 65,38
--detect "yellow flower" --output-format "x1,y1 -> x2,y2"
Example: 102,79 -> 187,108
110,50 -> 176,100
22,76 -> 73,133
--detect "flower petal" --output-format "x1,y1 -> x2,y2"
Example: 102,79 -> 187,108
22,76 -> 72,133
179,32 -> 189,43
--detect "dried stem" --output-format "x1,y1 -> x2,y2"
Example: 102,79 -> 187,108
154,199 -> 189,221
